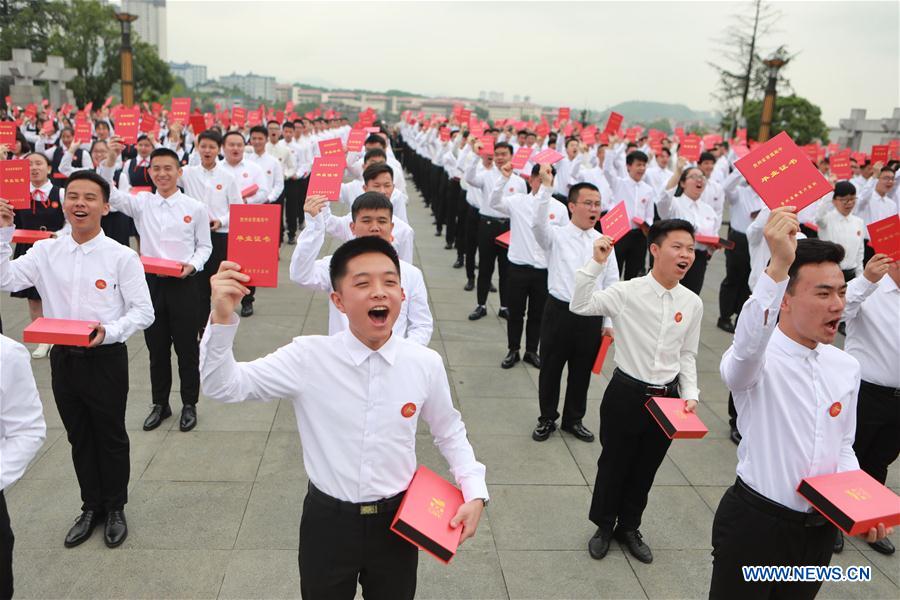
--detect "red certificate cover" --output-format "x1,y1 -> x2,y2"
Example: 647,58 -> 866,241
495,230 -> 511,248
189,114 -> 207,135
582,130 -> 597,146
12,229 -> 53,244
679,135 -> 702,162
308,157 -> 344,201
232,107 -> 246,127
511,146 -> 533,170
115,108 -> 139,145
0,122 -> 15,146
797,469 -> 900,536
170,98 -> 191,125
531,148 -> 564,165
870,145 -> 889,165
23,317 -> 98,347
867,214 -> 900,261
141,256 -> 183,277
346,128 -> 367,152
734,131 -> 833,213
645,397 -> 708,439
139,113 -> 157,134
390,465 -> 465,564
240,184 -> 259,200
695,234 -> 735,250
600,201 -> 630,243
604,112 -> 623,134
591,335 -> 613,374
558,107 -> 571,121
479,135 -> 494,157
0,160 -> 30,209
227,204 -> 281,287
318,138 -> 344,157
830,155 -> 852,180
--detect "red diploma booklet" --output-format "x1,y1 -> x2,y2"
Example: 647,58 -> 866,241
227,204 -> 281,287
734,131 -> 833,213
170,98 -> 191,125
603,111 -> 623,134
391,465 -> 465,564
558,107 -> 571,121
141,256 -> 183,277
346,128 -> 367,152
645,397 -> 708,439
591,335 -> 613,375
695,234 -> 735,250
830,155 -> 852,180
797,469 -> 900,536
23,318 -> 98,347
74,121 -> 92,144
511,146 -> 533,170
531,148 -> 564,165
115,108 -> 140,145
318,138 -> 344,158
867,214 -> 900,261
870,145 -> 889,165
189,114 -> 207,135
478,135 -> 494,157
12,229 -> 53,244
600,201 -> 631,243
308,157 -> 344,201
0,122 -> 15,147
495,230 -> 511,248
231,107 -> 246,127
0,160 -> 30,209
679,135 -> 702,162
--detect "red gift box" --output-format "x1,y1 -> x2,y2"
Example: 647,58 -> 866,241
495,230 -> 511,248
591,335 -> 613,374
12,229 -> 53,244
797,469 -> 900,536
511,146 -> 533,170
867,214 -> 900,261
390,465 -> 465,564
141,256 -> 183,277
600,201 -> 630,243
227,204 -> 281,287
240,184 -> 259,200
0,160 -> 31,209
645,396 -> 708,439
23,317 -> 98,347
695,234 -> 731,248
0,122 -> 15,146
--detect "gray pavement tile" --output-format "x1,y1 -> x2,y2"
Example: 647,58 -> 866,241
256,431 -> 307,481
218,549 -> 300,599
498,550 -> 646,599
442,340 -> 512,367
235,478 -> 305,550
667,438 -> 738,487
191,397 -> 278,432
818,548 -> 900,599
436,319 -> 506,343
5,478 -> 87,549
458,396 -> 539,436
637,486 -> 715,550
10,549 -> 95,599
859,548 -> 900,587
565,437 -> 689,488
626,549 -> 713,599
470,434 -> 586,486
487,484 -> 592,551
272,398 -> 299,432
416,549 -> 509,599
450,365 -> 537,399
141,431 -> 267,482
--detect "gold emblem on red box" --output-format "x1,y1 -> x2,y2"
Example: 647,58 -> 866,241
429,496 -> 446,518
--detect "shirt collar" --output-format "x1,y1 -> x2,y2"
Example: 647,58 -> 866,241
881,275 -> 900,294
771,326 -> 819,361
62,228 -> 106,254
155,189 -> 181,205
31,181 -> 53,194
646,272 -> 671,298
341,330 -> 399,366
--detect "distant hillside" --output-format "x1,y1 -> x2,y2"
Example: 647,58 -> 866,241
599,101 -> 715,124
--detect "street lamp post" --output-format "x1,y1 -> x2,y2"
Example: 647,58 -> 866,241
115,12 -> 138,107
758,56 -> 787,143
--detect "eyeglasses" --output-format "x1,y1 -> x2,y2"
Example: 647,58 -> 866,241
578,201 -> 602,208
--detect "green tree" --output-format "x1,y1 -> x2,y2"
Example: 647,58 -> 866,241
743,95 -> 828,145
0,0 -> 62,62
132,40 -> 174,103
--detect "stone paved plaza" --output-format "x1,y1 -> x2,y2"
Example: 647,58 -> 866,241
2,183 -> 898,599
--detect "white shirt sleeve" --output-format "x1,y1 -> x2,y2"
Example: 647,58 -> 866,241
0,336 -> 47,490
102,251 -> 155,344
289,212 -> 332,291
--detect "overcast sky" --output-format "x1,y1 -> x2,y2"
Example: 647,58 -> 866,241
166,0 -> 899,125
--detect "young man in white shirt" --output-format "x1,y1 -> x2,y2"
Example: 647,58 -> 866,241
856,163 -> 898,264
281,121 -> 309,244
814,181 -> 866,281
571,219 -> 702,564
1,170 -> 154,548
201,236 -> 487,599
710,209 -> 893,598
602,140 -> 655,279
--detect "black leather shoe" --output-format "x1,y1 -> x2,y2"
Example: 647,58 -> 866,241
501,350 -> 520,369
104,510 -> 128,548
588,528 -> 613,560
869,538 -> 895,555
561,422 -> 595,442
729,427 -> 742,446
523,351 -> 541,369
532,418 -> 556,442
452,257 -> 464,269
180,405 -> 197,432
143,404 -> 172,431
616,528 -> 653,564
434,230 -> 442,237
444,242 -> 453,250
489,284 -> 497,293
468,306 -> 487,321
717,317 -> 735,333
287,235 -> 296,245
464,278 -> 475,291
498,308 -> 509,320
833,530 -> 844,554
240,302 -> 254,317
64,510 -> 103,548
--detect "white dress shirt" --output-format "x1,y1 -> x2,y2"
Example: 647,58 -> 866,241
289,212 -> 432,345
0,228 -> 154,343
245,151 -> 284,203
218,159 -> 270,205
179,164 -> 243,233
322,208 -> 415,264
842,275 -> 900,388
0,334 -> 46,490
199,325 -> 488,504
602,158 -> 655,228
465,160 -> 526,218
722,171 -> 763,234
571,263 -> 702,400
814,202 -> 865,276
487,177 -> 568,269
572,163 -> 616,212
721,274 -> 860,512
699,178 -> 725,221
856,186 -> 899,235
105,188 -> 212,273
266,140 -> 296,179
657,189 -> 722,251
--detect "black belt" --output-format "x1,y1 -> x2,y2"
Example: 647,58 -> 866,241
735,478 -> 828,527
307,482 -> 404,516
479,215 -> 509,223
861,379 -> 900,398
50,342 -> 125,357
612,368 -> 678,397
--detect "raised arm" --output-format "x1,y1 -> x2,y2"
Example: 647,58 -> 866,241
289,194 -> 333,291
530,166 -> 556,250
570,238 -> 629,318
487,164 -> 515,216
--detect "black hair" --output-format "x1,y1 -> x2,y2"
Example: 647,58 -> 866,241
266,120 -> 280,128
25,151 -> 51,167
197,130 -> 223,147
626,150 -> 648,166
66,169 -> 111,203
149,147 -> 181,167
833,181 -> 856,197
568,182 -> 598,204
674,167 -> 703,197
531,163 -> 556,177
494,142 -> 513,156
565,137 -> 579,147
364,134 -> 386,148
363,162 -> 394,184
363,148 -> 386,163
329,235 -> 401,290
222,130 -> 245,145
89,139 -> 108,154
350,191 -> 393,221
517,129 -> 528,136
659,147 -> 671,157
248,125 -> 268,138
698,151 -> 716,164
94,120 -> 110,131
648,218 -> 694,247
786,239 -> 845,293
282,121 -> 294,129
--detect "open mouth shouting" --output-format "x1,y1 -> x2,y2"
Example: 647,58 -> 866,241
368,305 -> 390,326
71,209 -> 90,222
675,260 -> 690,274
823,318 -> 840,338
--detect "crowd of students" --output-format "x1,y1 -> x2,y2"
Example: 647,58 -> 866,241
0,101 -> 897,599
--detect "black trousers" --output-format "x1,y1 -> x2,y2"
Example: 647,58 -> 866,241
200,231 -> 228,314
590,369 -> 678,532
681,249 -> 709,295
506,263 -> 548,352
0,491 -> 12,600
476,216 -> 510,306
444,178 -> 462,247
50,343 -> 130,512
718,228 -> 751,321
853,380 -> 900,485
452,185 -> 469,258
615,228 -> 648,280
298,486 -> 417,600
709,479 -> 836,600
435,170 -> 450,233
464,206 -> 480,280
284,177 -> 308,238
145,274 -> 202,407
538,296 -> 604,425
